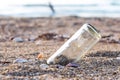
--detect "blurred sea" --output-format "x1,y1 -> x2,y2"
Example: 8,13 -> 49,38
0,0 -> 120,17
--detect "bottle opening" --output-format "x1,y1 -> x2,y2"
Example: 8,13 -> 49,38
86,23 -> 101,39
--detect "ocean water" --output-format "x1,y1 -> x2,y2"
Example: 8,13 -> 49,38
0,0 -> 120,17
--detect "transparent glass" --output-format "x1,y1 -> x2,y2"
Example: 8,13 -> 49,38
47,23 -> 101,65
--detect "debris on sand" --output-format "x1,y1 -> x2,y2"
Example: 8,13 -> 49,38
101,34 -> 114,38
100,34 -> 120,44
0,61 -> 11,64
116,55 -> 120,60
66,63 -> 79,68
13,58 -> 28,63
36,33 -> 69,41
40,64 -> 49,70
28,35 -> 38,42
56,64 -> 64,69
116,57 -> 120,60
35,40 -> 42,45
12,37 -> 24,42
37,53 -> 45,59
36,33 -> 57,40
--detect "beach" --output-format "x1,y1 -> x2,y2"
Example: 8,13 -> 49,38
0,16 -> 120,79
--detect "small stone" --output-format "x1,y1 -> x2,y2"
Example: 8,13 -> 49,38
116,57 -> 120,60
56,64 -> 64,69
13,58 -> 28,63
29,35 -> 38,42
118,54 -> 120,57
40,64 -> 49,70
35,40 -> 42,45
62,34 -> 70,39
66,62 -> 79,68
37,53 -> 44,59
13,37 -> 24,42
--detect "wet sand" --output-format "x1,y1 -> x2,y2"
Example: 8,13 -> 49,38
0,16 -> 120,80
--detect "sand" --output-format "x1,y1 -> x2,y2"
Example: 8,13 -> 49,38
0,16 -> 120,80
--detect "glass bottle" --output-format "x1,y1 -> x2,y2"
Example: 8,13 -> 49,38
47,23 -> 101,65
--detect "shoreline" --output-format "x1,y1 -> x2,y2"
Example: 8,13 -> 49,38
1,15 -> 120,18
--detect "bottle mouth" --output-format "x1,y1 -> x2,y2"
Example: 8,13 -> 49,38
85,23 -> 101,40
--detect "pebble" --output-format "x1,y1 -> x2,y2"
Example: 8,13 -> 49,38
56,64 -> 64,69
116,54 -> 120,60
116,57 -> 120,60
37,53 -> 44,59
29,35 -> 38,42
13,58 -> 28,63
118,54 -> 120,57
40,64 -> 49,70
13,37 -> 24,42
62,34 -> 70,39
35,40 -> 42,45
66,63 -> 79,68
